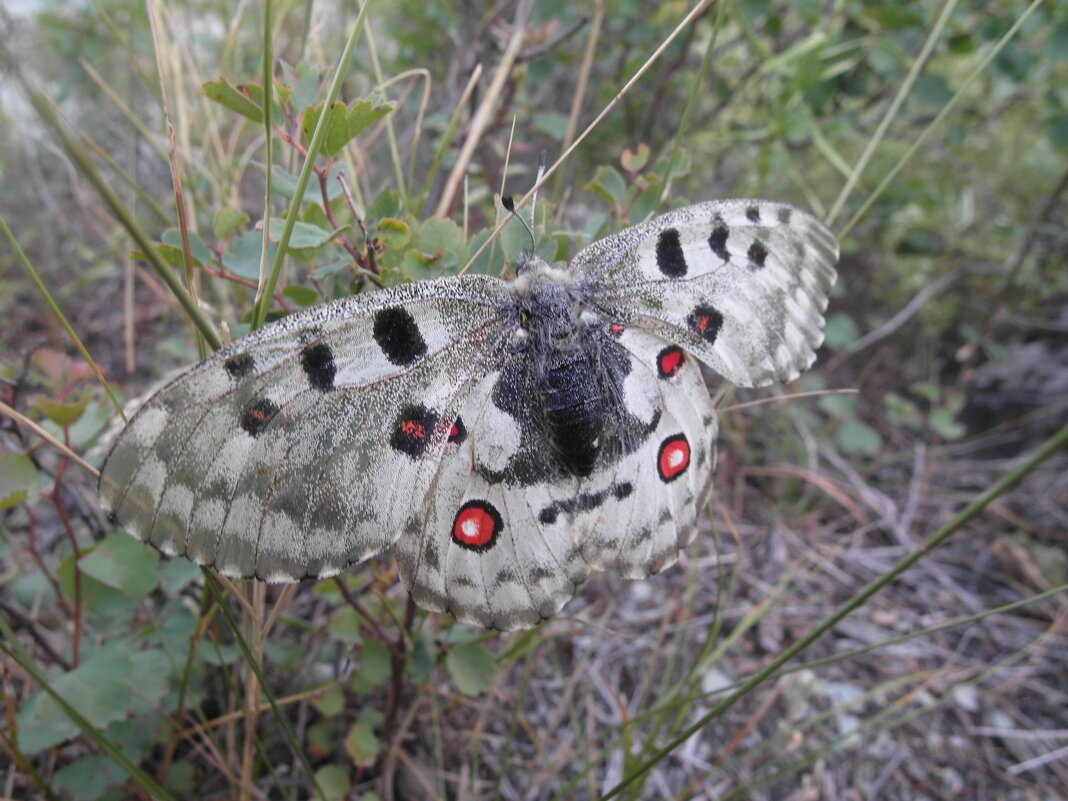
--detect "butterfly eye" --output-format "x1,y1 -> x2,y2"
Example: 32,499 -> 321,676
519,307 -> 531,327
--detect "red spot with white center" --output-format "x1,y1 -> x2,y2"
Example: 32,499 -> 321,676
657,346 -> 685,378
452,500 -> 502,551
657,434 -> 690,483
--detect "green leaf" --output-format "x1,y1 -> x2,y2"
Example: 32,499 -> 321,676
214,207 -> 250,240
377,217 -> 411,250
283,284 -> 320,306
585,165 -> 627,206
292,63 -> 321,113
301,99 -> 396,157
818,392 -> 857,418
222,230 -> 278,280
344,709 -> 383,767
910,381 -> 940,403
407,630 -> 435,684
1048,114 -> 1068,152
58,552 -> 136,619
620,143 -> 650,172
265,217 -> 340,250
326,607 -> 363,644
0,452 -> 43,509
1049,23 -> 1068,62
367,187 -> 401,220
162,229 -> 213,267
350,640 -> 391,694
310,683 -> 345,717
79,533 -> 159,599
314,764 -> 350,801
911,73 -> 954,108
268,163 -> 345,205
203,78 -> 262,122
30,394 -> 89,427
822,312 -> 859,350
445,643 -> 496,695
53,755 -> 128,801
532,111 -> 569,139
835,419 -> 882,456
929,408 -> 965,440
16,642 -> 170,753
884,392 -> 923,429
415,217 -> 465,262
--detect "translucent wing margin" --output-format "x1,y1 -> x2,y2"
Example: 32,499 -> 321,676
572,200 -> 838,387
99,275 -> 511,582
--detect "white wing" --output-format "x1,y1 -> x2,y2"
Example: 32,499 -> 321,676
572,200 -> 838,387
99,275 -> 512,582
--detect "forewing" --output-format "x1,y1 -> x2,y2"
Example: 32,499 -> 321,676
573,200 -> 838,387
99,275 -> 511,581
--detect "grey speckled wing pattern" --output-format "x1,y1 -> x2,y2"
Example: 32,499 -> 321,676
99,199 -> 838,630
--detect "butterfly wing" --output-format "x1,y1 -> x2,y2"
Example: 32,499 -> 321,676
572,200 -> 838,387
99,275 -> 513,582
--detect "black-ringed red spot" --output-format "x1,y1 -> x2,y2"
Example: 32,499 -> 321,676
687,304 -> 723,345
452,500 -> 502,551
609,323 -> 625,337
657,434 -> 691,483
240,397 -> 279,437
657,345 -> 686,378
391,404 -> 439,458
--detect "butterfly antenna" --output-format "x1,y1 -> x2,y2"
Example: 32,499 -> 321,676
531,149 -> 547,232
502,195 -> 535,255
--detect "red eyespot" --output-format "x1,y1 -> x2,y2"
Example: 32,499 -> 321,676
452,500 -> 502,551
657,435 -> 690,483
657,346 -> 685,378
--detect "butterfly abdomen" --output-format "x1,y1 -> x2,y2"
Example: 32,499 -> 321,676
541,349 -> 603,477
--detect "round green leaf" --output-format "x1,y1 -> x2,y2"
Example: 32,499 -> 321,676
445,642 -> 497,695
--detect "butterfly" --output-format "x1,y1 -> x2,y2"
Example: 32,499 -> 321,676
99,199 -> 838,630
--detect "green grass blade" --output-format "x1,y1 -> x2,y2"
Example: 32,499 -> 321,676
251,0 -> 371,329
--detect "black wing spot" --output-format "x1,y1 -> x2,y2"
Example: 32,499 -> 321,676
241,398 -> 279,437
391,404 -> 439,458
301,342 -> 336,391
655,228 -> 687,277
687,304 -> 723,345
745,205 -> 761,223
777,206 -> 792,224
748,240 -> 769,269
373,307 -> 428,366
708,223 -> 730,262
224,353 -> 255,379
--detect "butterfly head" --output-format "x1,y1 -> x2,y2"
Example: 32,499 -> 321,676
508,258 -> 586,348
